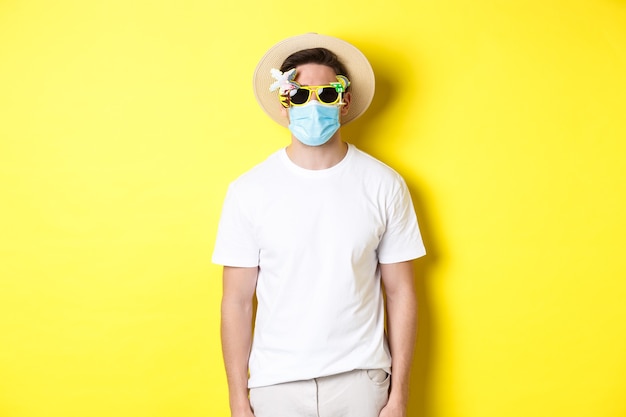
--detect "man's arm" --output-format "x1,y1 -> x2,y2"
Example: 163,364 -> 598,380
379,260 -> 417,417
221,266 -> 259,417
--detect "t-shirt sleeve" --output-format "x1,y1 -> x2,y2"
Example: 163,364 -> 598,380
377,176 -> 426,264
211,183 -> 260,267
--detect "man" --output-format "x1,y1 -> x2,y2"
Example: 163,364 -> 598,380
213,33 -> 426,417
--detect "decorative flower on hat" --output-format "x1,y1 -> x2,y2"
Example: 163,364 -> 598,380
269,68 -> 299,96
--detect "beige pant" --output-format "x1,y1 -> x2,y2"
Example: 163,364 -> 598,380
249,369 -> 390,417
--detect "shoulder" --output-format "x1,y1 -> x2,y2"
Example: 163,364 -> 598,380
227,149 -> 286,194
347,144 -> 406,187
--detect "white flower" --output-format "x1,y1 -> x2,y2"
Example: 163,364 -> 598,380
269,68 -> 298,95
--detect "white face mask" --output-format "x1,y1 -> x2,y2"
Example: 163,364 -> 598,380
288,101 -> 340,147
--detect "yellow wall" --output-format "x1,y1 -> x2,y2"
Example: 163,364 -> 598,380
1,1 -> 625,416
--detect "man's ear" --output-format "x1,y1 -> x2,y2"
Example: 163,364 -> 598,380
340,92 -> 352,116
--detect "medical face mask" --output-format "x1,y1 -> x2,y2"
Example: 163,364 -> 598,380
288,101 -> 341,147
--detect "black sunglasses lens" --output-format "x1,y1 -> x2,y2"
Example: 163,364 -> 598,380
318,88 -> 339,104
290,89 -> 310,105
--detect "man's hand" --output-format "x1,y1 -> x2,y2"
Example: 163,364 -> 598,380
378,399 -> 407,417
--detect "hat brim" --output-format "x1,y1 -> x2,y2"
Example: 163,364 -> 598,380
253,33 -> 375,127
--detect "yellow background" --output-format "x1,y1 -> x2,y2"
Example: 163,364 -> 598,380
1,0 -> 625,416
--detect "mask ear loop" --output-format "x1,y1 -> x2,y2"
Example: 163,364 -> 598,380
330,75 -> 350,105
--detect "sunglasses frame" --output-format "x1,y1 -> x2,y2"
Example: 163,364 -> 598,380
280,84 -> 345,108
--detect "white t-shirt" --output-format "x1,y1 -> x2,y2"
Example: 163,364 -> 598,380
212,144 -> 426,388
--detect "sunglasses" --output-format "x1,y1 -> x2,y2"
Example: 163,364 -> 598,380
280,78 -> 349,108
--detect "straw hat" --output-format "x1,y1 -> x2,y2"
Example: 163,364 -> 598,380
253,33 -> 375,127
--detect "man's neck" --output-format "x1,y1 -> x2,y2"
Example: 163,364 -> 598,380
285,133 -> 348,170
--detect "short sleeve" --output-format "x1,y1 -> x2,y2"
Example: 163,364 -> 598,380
211,183 -> 260,267
377,177 -> 426,264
